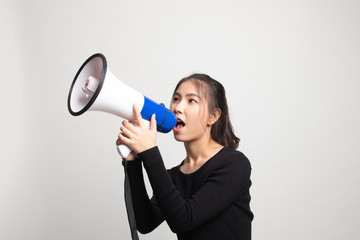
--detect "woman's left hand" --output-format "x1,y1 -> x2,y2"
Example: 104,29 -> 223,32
118,104 -> 157,154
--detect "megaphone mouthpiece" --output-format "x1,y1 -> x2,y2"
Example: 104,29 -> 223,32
82,76 -> 99,95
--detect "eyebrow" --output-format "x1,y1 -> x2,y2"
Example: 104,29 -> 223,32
173,92 -> 202,99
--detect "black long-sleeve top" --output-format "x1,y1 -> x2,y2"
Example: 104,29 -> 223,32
125,146 -> 253,240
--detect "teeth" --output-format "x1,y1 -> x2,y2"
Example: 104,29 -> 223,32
176,119 -> 185,127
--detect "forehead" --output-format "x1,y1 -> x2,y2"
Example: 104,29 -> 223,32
175,80 -> 199,94
175,79 -> 209,98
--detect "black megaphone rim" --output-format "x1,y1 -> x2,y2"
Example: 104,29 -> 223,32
67,53 -> 107,116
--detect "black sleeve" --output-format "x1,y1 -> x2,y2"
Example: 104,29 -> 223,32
125,159 -> 165,234
138,146 -> 251,234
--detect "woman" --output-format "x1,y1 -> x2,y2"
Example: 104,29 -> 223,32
117,74 -> 253,240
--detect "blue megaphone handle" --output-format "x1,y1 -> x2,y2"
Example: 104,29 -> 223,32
140,96 -> 177,133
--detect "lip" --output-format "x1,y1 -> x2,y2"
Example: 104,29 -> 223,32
176,116 -> 184,123
173,127 -> 182,132
173,117 -> 185,132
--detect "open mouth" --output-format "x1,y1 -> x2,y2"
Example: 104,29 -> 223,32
174,119 -> 185,131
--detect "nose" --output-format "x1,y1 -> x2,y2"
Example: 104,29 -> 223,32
171,100 -> 184,114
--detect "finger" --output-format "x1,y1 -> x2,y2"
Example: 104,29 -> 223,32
118,131 -> 132,146
133,104 -> 145,128
122,120 -> 137,133
120,125 -> 136,140
150,114 -> 157,132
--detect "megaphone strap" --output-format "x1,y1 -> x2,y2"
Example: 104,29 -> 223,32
122,160 -> 140,240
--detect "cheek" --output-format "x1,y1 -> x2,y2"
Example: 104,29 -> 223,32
193,109 -> 211,126
188,108 -> 203,123
169,103 -> 175,112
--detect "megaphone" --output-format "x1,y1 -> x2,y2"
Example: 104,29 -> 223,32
67,53 -> 177,158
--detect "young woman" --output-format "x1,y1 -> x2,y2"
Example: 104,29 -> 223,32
117,74 -> 253,240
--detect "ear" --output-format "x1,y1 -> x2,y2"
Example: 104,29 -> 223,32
208,108 -> 221,126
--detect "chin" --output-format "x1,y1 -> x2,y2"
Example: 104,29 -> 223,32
173,133 -> 186,142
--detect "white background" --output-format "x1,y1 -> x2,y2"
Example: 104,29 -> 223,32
1,0 -> 359,239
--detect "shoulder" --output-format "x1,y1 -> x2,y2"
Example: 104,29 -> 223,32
218,147 -> 251,169
167,161 -> 183,177
209,147 -> 252,181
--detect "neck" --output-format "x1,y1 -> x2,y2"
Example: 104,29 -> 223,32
183,134 -> 223,167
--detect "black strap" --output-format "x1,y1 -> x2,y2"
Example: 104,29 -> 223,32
123,160 -> 139,240
158,103 -> 168,130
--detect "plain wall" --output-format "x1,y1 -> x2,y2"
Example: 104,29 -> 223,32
1,0 -> 360,239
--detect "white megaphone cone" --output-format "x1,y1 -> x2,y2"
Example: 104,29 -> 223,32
67,53 -> 177,158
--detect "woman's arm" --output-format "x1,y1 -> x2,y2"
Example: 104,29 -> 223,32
138,146 -> 251,234
125,159 -> 164,234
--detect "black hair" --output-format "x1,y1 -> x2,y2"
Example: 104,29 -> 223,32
173,73 -> 240,149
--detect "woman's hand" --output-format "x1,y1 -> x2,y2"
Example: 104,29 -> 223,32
117,104 -> 157,155
116,136 -> 138,161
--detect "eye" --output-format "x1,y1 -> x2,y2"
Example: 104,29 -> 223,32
172,96 -> 180,102
189,99 -> 197,103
